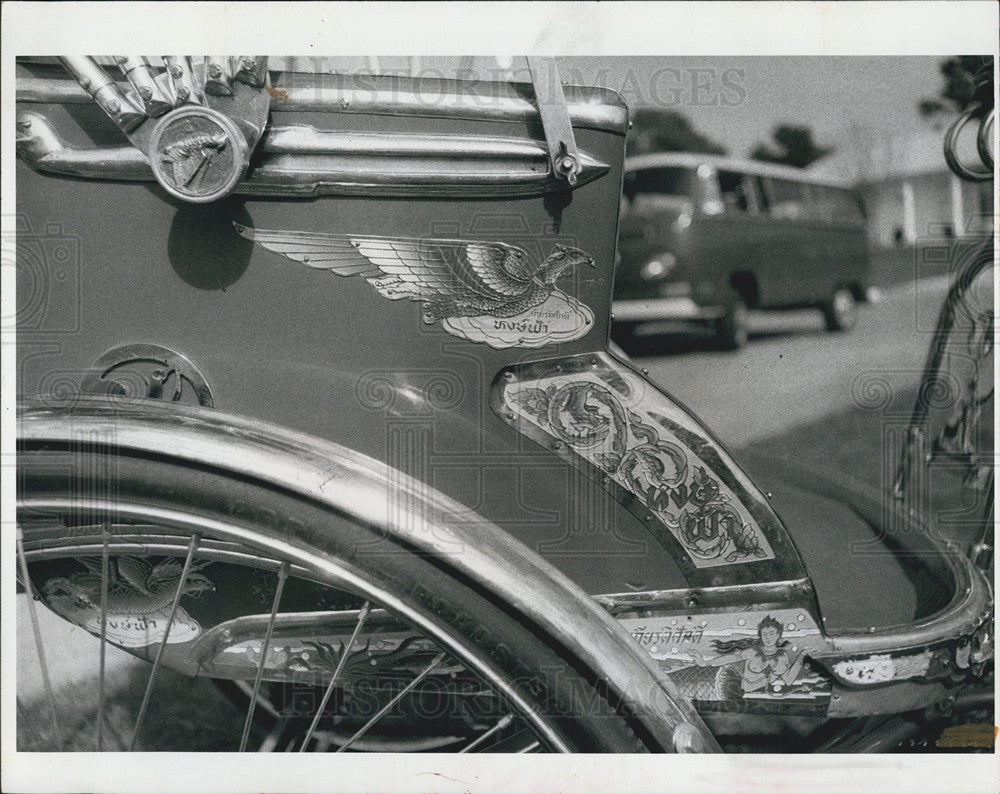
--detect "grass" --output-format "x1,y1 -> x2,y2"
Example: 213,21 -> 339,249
18,665 -> 260,752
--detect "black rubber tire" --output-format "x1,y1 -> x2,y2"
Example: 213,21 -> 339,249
822,287 -> 858,333
715,296 -> 748,350
17,443 -> 653,753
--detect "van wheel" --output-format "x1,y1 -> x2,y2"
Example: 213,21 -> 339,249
715,297 -> 748,350
822,288 -> 857,332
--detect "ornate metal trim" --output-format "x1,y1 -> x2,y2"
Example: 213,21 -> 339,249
80,344 -> 214,406
237,224 -> 597,348
492,352 -> 811,588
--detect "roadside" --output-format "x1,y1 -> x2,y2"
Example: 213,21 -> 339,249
633,275 -> 951,448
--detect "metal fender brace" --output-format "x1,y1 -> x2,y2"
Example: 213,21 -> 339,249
526,57 -> 583,185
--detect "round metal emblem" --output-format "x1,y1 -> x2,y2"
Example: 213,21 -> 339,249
148,106 -> 248,203
81,343 -> 214,407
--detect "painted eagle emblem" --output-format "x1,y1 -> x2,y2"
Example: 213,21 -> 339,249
234,224 -> 595,323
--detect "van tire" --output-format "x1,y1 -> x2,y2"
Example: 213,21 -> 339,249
822,287 -> 857,333
715,296 -> 748,350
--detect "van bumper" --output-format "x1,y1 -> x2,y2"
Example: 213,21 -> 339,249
612,297 -> 725,323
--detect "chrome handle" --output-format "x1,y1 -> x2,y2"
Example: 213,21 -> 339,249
943,103 -> 994,182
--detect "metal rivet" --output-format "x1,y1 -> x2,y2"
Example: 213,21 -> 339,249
170,64 -> 183,78
79,77 -> 91,90
208,63 -> 222,78
340,97 -> 351,109
107,100 -> 121,114
503,371 -> 514,380
176,86 -> 190,100
641,368 -> 649,376
139,86 -> 153,99
241,57 -> 256,70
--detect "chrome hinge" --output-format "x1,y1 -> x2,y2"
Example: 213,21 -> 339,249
526,56 -> 582,186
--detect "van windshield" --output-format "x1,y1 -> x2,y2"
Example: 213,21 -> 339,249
623,167 -> 697,213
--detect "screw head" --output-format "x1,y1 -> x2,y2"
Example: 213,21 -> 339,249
208,63 -> 222,78
241,57 -> 256,71
139,86 -> 153,100
339,97 -> 351,109
176,86 -> 190,100
169,64 -> 183,79
107,100 -> 121,114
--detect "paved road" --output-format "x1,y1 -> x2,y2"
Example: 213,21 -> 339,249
628,276 -> 951,448
17,276 -> 952,705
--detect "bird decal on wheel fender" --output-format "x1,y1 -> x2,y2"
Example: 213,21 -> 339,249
235,224 -> 597,348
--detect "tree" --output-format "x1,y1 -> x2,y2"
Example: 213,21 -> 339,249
919,55 -> 993,117
751,125 -> 833,169
627,107 -> 727,157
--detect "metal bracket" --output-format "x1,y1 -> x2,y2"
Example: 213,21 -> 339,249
526,57 -> 582,186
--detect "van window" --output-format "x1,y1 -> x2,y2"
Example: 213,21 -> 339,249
623,167 -> 698,211
758,177 -> 810,220
717,170 -> 756,213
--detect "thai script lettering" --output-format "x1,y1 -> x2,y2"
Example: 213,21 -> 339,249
629,625 -> 705,646
106,615 -> 158,632
493,318 -> 550,334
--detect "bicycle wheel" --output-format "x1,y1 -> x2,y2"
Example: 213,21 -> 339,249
17,399 -> 713,754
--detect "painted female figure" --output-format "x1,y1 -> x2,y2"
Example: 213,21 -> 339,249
691,615 -> 804,696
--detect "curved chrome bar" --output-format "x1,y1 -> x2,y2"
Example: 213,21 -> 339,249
17,70 -> 629,134
17,396 -> 719,753
16,112 -> 610,198
943,104 -> 993,182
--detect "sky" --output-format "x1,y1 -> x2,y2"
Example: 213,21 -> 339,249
554,56 -> 950,159
326,55 -> 956,179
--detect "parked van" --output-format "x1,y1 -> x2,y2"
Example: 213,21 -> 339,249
612,153 -> 871,349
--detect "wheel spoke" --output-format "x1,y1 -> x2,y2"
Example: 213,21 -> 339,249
335,651 -> 447,752
298,600 -> 371,752
16,526 -> 63,748
459,712 -> 514,753
239,561 -> 289,752
128,533 -> 201,750
96,522 -> 110,751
